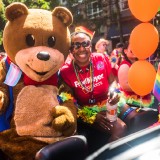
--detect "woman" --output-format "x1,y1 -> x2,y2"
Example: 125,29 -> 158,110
117,41 -> 155,124
59,26 -> 127,153
110,42 -> 124,81
95,38 -> 110,57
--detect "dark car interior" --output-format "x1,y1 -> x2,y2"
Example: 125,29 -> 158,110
0,97 -> 159,160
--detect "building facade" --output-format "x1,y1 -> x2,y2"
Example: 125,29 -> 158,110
59,0 -> 159,51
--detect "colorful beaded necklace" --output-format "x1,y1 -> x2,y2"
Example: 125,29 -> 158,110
72,60 -> 94,94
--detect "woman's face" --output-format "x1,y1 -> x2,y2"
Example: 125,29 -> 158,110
71,33 -> 91,67
125,44 -> 136,59
97,42 -> 107,53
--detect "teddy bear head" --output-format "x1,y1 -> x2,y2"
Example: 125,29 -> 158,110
3,2 -> 73,82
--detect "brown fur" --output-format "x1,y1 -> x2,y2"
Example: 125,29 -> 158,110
0,2 -> 76,160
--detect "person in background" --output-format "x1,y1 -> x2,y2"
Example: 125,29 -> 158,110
112,42 -> 124,58
95,38 -> 110,57
117,41 -> 154,124
59,26 -> 127,153
152,45 -> 160,71
110,42 -> 124,81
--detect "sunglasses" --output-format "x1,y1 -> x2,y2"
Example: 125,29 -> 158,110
71,41 -> 91,50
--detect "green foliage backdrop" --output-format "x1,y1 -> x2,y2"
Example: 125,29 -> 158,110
0,0 -> 63,51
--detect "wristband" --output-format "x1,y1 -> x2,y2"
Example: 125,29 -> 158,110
121,107 -> 134,120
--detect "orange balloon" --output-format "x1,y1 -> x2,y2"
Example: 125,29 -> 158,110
130,23 -> 159,60
128,0 -> 160,22
128,60 -> 156,96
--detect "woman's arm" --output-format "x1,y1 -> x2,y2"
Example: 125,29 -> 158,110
118,64 -> 133,92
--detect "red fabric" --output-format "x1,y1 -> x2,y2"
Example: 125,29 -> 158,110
23,73 -> 58,86
119,60 -> 132,68
60,53 -> 112,106
111,68 -> 117,77
6,56 -> 12,64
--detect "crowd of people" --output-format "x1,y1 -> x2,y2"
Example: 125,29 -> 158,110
59,26 -> 160,153
0,24 -> 159,155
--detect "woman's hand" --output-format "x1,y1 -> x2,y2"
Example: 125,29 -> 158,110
93,111 -> 113,134
93,111 -> 127,140
107,92 -> 119,105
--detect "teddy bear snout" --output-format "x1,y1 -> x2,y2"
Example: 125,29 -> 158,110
37,51 -> 50,61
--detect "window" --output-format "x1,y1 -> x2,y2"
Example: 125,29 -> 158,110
120,0 -> 129,11
60,0 -> 67,5
87,3 -> 92,15
93,2 -> 99,12
86,1 -> 102,19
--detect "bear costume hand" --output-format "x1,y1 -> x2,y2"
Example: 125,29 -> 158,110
52,105 -> 76,136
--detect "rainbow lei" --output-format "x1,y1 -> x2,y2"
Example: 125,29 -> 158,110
123,92 -> 154,108
117,91 -> 154,115
58,92 -> 73,103
77,102 -> 106,124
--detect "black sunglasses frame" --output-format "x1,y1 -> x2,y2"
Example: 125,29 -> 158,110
71,41 -> 91,50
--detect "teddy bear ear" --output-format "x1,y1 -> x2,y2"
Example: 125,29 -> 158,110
5,2 -> 28,22
52,7 -> 73,26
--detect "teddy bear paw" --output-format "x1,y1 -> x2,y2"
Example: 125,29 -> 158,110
52,105 -> 76,136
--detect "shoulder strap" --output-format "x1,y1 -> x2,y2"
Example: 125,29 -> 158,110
0,58 -> 14,132
5,59 -> 14,119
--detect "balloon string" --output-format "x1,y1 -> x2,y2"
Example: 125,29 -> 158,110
136,96 -> 143,112
148,56 -> 151,62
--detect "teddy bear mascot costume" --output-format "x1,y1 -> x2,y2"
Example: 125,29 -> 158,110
0,2 -> 81,160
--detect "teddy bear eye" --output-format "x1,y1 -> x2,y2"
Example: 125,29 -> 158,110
26,34 -> 35,47
48,36 -> 56,47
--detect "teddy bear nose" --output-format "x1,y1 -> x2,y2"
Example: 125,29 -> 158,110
37,51 -> 50,61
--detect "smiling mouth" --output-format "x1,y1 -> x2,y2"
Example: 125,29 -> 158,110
34,71 -> 48,76
26,64 -> 49,76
